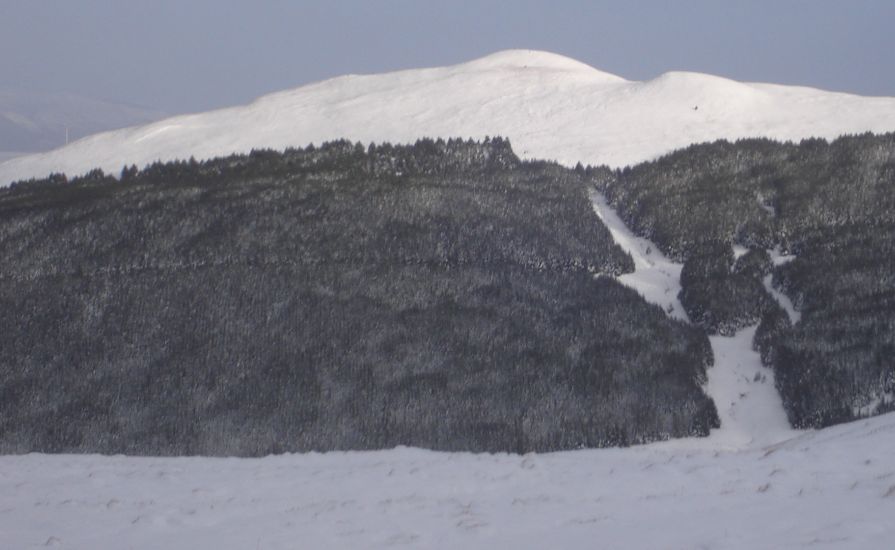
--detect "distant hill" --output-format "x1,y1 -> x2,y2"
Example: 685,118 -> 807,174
0,86 -> 164,160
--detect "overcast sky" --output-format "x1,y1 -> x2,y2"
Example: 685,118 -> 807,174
2,0 -> 893,114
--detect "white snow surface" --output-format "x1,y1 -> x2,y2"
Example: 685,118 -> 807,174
3,412 -> 894,550
705,327 -> 799,449
3,49 -> 895,185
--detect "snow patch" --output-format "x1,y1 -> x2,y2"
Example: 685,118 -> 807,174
764,247 -> 801,324
768,245 -> 796,266
763,274 -> 801,325
590,190 -> 688,321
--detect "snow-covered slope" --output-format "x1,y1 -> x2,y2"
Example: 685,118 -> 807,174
3,49 -> 895,185
3,411 -> 893,550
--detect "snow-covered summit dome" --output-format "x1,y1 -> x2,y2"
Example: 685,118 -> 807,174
2,50 -> 895,185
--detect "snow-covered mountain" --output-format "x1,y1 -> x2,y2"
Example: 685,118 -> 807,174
0,86 -> 165,162
3,50 -> 895,549
2,49 -> 895,185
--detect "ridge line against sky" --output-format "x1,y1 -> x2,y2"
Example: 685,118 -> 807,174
1,0 -> 893,114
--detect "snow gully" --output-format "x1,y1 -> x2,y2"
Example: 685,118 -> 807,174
589,190 -> 800,449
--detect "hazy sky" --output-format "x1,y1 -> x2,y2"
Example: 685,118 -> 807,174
2,0 -> 893,114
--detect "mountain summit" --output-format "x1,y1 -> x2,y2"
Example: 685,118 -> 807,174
2,49 -> 895,185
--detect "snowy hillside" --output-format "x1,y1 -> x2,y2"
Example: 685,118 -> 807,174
2,411 -> 893,550
3,49 -> 895,185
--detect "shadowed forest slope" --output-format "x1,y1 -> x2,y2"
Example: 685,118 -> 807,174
0,138 -> 717,455
595,133 -> 895,428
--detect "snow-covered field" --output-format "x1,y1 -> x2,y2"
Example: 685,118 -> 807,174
3,49 -> 895,185
2,412 -> 894,550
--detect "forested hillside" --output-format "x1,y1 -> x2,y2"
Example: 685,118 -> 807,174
0,138 -> 717,455
595,133 -> 895,428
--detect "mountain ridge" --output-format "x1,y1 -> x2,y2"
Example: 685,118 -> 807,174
3,49 -> 894,185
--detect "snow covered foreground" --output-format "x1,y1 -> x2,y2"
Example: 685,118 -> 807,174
3,412 -> 894,550
3,49 -> 895,185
